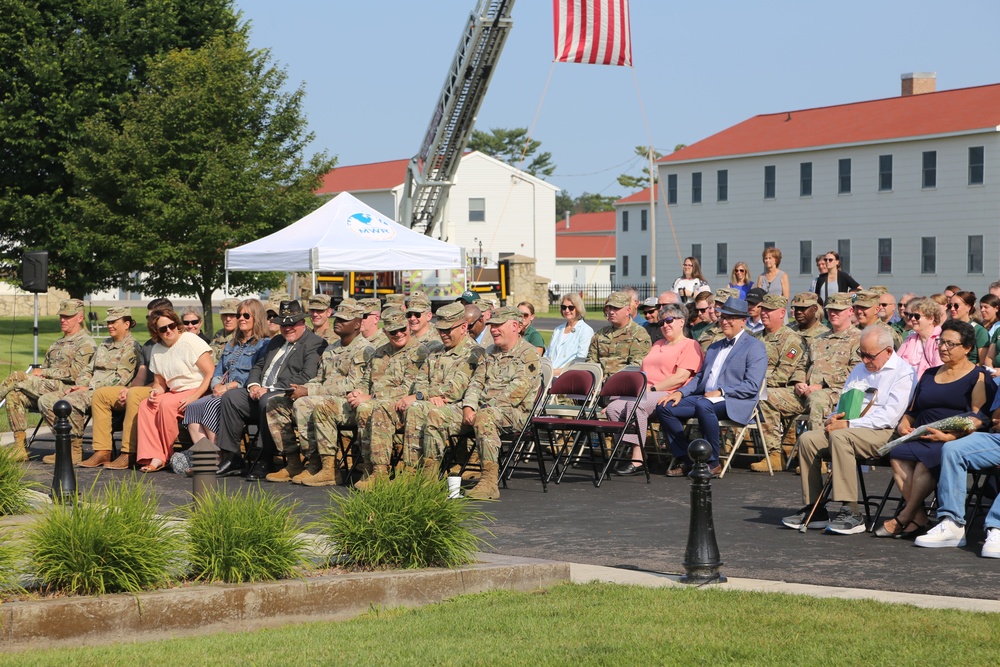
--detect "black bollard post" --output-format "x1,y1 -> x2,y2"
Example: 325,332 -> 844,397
190,437 -> 218,499
49,399 -> 77,502
680,438 -> 726,585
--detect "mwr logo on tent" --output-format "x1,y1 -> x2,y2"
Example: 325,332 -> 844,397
346,212 -> 396,240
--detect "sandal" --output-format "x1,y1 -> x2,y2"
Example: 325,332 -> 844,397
140,459 -> 165,473
873,518 -> 907,538
899,521 -> 929,540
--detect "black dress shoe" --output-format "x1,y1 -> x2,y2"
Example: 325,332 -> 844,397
614,462 -> 646,476
245,459 -> 273,481
215,452 -> 245,477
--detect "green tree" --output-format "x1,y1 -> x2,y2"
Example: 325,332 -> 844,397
467,127 -> 555,178
617,145 -> 663,190
572,192 -> 620,214
66,31 -> 335,333
0,0 -> 237,298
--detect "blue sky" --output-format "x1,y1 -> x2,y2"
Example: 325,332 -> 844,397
235,0 -> 1000,199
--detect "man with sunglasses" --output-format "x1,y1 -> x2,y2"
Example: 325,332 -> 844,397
359,298 -> 388,348
641,297 -> 664,344
586,291 -> 652,376
307,294 -> 339,344
853,290 -> 902,350
782,326 -> 915,534
690,293 -> 715,340
405,293 -> 443,351
893,293 -> 917,336
788,292 -> 829,340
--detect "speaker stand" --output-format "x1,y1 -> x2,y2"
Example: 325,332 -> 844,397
33,292 -> 39,367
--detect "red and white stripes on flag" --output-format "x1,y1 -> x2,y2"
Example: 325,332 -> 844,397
553,0 -> 632,67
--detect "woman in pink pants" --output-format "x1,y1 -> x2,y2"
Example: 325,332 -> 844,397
137,308 -> 213,472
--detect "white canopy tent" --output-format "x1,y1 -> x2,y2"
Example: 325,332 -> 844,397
224,192 -> 464,293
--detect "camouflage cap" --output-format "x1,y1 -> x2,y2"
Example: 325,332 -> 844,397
219,298 -> 241,315
385,294 -> 406,307
868,285 -> 889,296
381,306 -> 403,319
824,292 -> 854,311
407,294 -> 432,313
381,310 -> 408,333
852,290 -> 879,308
434,302 -> 467,329
605,291 -> 630,309
487,305 -> 522,325
307,294 -> 332,310
334,298 -> 364,321
359,297 -> 382,315
105,306 -> 131,323
714,287 -> 740,304
745,287 -> 767,305
759,294 -> 788,310
791,292 -> 819,308
58,299 -> 84,316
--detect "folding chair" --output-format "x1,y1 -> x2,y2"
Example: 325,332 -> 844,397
965,465 -> 1000,532
532,369 -> 648,488
528,362 -> 603,482
717,387 -> 768,478
799,455 -> 898,532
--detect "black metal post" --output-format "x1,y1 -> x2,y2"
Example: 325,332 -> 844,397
190,437 -> 218,499
680,438 -> 727,585
49,399 -> 77,502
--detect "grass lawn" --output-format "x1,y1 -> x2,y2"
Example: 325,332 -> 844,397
1,582 -> 996,665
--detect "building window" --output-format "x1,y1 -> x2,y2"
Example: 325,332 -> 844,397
921,237 -> 936,274
799,240 -> 812,275
717,169 -> 728,202
878,155 -> 893,191
969,235 -> 984,274
640,209 -> 647,231
667,174 -> 677,205
764,165 -> 776,199
641,254 -> 648,277
922,151 -> 937,188
877,238 -> 892,274
692,172 -> 702,204
800,162 -> 812,197
969,146 -> 985,185
622,210 -> 629,232
764,241 -> 776,250
838,158 -> 851,194
622,255 -> 629,277
691,243 -> 702,265
838,239 -> 851,274
716,243 -> 727,275
468,197 -> 485,222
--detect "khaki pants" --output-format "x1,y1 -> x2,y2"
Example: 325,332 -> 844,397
797,427 -> 893,505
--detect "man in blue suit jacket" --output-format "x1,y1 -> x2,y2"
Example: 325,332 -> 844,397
654,297 -> 767,476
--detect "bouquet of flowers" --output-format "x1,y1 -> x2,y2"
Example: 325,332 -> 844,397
877,415 -> 978,456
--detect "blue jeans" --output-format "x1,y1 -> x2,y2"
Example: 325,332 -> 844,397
654,395 -> 730,467
936,432 -> 1000,530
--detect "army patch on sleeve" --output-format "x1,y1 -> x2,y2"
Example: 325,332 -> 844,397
786,348 -> 799,359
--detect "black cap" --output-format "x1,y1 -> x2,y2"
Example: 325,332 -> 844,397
745,287 -> 767,305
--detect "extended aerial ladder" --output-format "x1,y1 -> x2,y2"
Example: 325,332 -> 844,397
401,0 -> 515,238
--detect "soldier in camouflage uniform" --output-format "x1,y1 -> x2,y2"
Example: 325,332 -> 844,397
36,307 -> 142,466
405,293 -> 443,351
853,290 -> 902,350
350,311 -> 430,489
1,299 -> 95,461
697,288 -> 739,352
788,292 -> 830,340
210,298 -> 241,362
263,301 -> 373,486
397,303 -> 483,476
586,291 -> 651,376
359,297 -> 389,348
429,306 -> 540,500
752,295 -> 808,471
308,293 -> 340,344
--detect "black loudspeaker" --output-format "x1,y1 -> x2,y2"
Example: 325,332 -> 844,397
21,251 -> 49,293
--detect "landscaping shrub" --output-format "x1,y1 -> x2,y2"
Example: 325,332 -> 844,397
0,529 -> 23,592
26,477 -> 184,595
184,485 -> 307,583
0,442 -> 34,515
321,470 -> 492,569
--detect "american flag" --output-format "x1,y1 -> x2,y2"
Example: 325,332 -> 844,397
553,0 -> 632,67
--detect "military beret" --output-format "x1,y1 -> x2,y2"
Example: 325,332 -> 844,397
487,305 -> 522,324
105,306 -> 132,323
759,294 -> 788,310
605,291 -> 630,309
824,292 -> 854,311
358,297 -> 382,315
58,299 -> 84,316
791,292 -> 819,308
219,298 -> 241,315
852,290 -> 879,308
381,310 -> 408,332
307,294 -> 332,310
434,302 -> 467,329
714,287 -> 739,303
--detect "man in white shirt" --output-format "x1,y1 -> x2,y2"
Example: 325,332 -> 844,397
782,326 -> 916,534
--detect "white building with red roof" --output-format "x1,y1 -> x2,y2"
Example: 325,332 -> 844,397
553,210 -> 615,289
650,74 -> 999,297
317,151 -> 559,283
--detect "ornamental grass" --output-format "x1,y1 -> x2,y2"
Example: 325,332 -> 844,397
321,470 -> 492,569
0,442 -> 34,515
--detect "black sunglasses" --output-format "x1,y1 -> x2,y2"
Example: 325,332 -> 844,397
560,304 -> 576,311
182,318 -> 200,325
157,322 -> 178,334
238,312 -> 252,320
659,317 -> 678,325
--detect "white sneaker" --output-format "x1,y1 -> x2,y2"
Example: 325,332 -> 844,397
914,518 -> 966,548
982,529 -> 1000,559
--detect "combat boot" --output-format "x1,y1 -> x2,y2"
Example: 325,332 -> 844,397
461,450 -> 481,481
291,450 -> 322,485
4,431 -> 28,462
353,464 -> 390,491
302,455 -> 343,487
42,437 -> 82,465
750,450 -> 783,473
265,451 -> 304,483
466,461 -> 500,500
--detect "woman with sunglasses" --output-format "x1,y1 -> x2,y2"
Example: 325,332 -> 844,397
608,303 -> 704,475
727,261 -> 754,300
896,297 -> 942,381
814,251 -> 861,306
183,299 -> 271,449
545,293 -> 594,377
879,320 -> 995,538
947,291 -> 989,363
179,306 -> 211,343
135,307 -> 214,472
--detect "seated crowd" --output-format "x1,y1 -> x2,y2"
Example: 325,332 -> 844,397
4,271 -> 1000,557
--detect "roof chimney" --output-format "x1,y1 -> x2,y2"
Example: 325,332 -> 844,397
564,210 -> 570,229
901,72 -> 936,96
